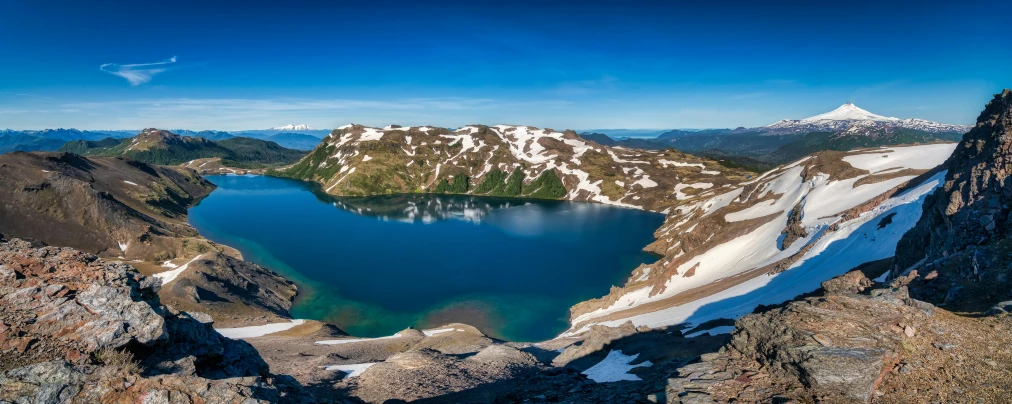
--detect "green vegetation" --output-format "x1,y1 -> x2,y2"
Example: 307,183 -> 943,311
771,129 -> 964,163
53,137 -> 122,155
59,135 -> 306,168
268,144 -> 340,180
693,149 -> 776,173
503,169 -> 524,196
468,168 -> 566,199
523,169 -> 567,199
435,175 -> 470,193
472,169 -> 508,194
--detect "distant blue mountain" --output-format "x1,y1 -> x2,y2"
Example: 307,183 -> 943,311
0,129 -> 135,154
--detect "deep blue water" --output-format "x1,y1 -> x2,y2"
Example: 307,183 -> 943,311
188,175 -> 663,341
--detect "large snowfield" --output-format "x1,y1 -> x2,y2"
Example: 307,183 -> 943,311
565,143 -> 957,336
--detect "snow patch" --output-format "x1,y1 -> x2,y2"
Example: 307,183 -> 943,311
582,350 -> 652,383
323,363 -> 376,378
216,319 -> 306,339
684,325 -> 735,338
316,333 -> 403,345
841,143 -> 957,172
152,254 -> 204,285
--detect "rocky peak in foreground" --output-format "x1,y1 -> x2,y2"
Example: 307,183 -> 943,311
893,89 -> 1012,311
664,270 -> 1012,403
0,238 -> 310,403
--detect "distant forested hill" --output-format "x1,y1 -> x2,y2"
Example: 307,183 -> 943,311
59,129 -> 307,168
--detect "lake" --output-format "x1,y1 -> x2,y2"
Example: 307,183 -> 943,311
188,175 -> 664,341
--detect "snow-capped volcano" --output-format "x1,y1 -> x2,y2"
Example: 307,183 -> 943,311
799,102 -> 899,123
271,124 -> 314,131
764,103 -> 969,134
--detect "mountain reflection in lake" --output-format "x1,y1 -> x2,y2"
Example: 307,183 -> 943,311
189,175 -> 664,341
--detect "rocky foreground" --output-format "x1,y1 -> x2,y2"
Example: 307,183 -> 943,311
0,238 -> 311,402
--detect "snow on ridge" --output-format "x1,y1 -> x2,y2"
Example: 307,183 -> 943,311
800,102 -> 899,123
152,254 -> 204,285
358,127 -> 385,141
273,124 -> 314,131
565,143 -> 958,336
841,143 -> 958,172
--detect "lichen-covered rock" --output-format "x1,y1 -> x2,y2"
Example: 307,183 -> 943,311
665,283 -> 929,403
821,270 -> 874,295
0,239 -> 310,403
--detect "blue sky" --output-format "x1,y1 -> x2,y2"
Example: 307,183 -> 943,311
1,0 -> 1008,131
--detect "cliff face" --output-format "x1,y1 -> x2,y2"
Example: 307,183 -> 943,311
893,89 -> 1012,311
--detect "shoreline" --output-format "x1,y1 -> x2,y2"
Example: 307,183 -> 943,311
182,173 -> 667,343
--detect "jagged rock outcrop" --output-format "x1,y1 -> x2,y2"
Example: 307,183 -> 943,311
893,89 -> 1012,311
0,238 -> 311,403
664,270 -> 1012,403
346,345 -> 541,403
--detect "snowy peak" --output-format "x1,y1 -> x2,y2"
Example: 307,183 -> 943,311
763,102 -> 970,134
271,124 -> 314,131
800,102 -> 898,123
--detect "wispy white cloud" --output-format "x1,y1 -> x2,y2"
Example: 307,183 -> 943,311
100,56 -> 177,86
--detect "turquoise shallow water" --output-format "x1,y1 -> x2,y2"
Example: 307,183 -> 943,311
188,175 -> 664,341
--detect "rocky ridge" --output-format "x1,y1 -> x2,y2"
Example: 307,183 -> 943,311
892,89 -> 1012,310
0,152 -> 297,327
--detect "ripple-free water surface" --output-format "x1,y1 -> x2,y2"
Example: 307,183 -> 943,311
188,175 -> 664,341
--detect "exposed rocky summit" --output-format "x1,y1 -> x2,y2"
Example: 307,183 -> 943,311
0,238 -> 309,403
894,89 -> 1012,311
664,271 -> 1012,403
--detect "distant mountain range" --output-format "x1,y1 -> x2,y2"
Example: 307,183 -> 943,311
580,103 -> 970,165
0,129 -> 136,154
0,125 -> 330,153
272,124 -> 314,131
59,128 -> 308,169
